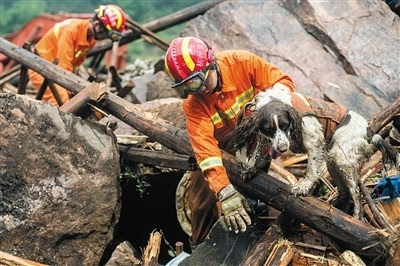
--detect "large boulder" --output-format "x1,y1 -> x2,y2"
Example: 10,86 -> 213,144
0,93 -> 121,265
182,0 -> 399,119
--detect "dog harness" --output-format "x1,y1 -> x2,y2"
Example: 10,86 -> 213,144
291,93 -> 348,141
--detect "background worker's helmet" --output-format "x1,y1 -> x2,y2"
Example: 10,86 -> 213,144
95,4 -> 126,33
165,37 -> 214,82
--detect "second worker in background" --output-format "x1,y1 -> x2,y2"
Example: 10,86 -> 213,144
28,4 -> 127,106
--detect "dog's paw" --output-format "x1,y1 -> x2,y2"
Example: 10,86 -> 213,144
291,179 -> 314,197
240,168 -> 257,181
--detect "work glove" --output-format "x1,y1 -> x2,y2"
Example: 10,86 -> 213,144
218,184 -> 252,233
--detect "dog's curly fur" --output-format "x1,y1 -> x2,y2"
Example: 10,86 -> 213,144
227,87 -> 400,219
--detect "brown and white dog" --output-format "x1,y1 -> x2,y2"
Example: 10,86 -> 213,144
227,87 -> 400,219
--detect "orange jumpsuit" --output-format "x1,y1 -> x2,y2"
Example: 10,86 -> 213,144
28,19 -> 96,106
182,50 -> 295,247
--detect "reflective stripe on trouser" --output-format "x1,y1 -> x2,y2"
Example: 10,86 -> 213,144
188,170 -> 221,245
28,69 -> 71,106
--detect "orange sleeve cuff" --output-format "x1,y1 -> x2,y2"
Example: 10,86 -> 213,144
204,166 -> 231,194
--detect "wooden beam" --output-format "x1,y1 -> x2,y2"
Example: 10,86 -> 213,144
35,58 -> 59,100
17,42 -> 31,95
109,66 -> 122,91
59,82 -> 109,115
48,81 -> 64,106
126,18 -> 169,51
369,96 -> 400,134
118,146 -> 199,171
117,79 -> 136,99
106,41 -> 119,88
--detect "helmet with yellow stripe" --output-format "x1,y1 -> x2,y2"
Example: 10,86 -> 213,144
95,4 -> 126,33
165,37 -> 214,82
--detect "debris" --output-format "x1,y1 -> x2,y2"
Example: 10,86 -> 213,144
142,230 -> 162,266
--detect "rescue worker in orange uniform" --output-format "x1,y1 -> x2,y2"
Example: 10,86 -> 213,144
164,36 -> 295,250
28,4 -> 127,106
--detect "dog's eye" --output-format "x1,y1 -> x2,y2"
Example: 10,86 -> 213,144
279,117 -> 291,132
260,123 -> 275,137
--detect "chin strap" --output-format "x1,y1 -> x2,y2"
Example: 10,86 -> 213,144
214,62 -> 222,92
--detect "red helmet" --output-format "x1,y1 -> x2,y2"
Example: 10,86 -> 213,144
165,37 -> 214,81
96,4 -> 126,33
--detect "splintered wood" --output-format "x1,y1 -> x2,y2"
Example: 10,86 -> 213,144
264,239 -> 293,266
142,230 -> 162,266
377,198 -> 400,228
0,251 -> 48,266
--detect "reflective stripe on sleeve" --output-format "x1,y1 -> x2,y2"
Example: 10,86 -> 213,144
198,156 -> 223,171
211,87 -> 254,125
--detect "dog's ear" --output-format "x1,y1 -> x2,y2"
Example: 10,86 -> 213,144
226,112 -> 264,152
287,106 -> 302,143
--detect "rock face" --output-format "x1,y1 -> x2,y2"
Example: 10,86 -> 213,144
182,0 -> 399,119
0,93 -> 121,265
146,71 -> 178,101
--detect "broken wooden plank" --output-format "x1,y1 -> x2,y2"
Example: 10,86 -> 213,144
2,82 -> 19,94
295,251 -> 340,265
0,251 -> 48,266
117,79 -> 136,99
270,161 -> 298,185
264,239 -> 294,266
106,41 -> 120,88
282,154 -> 307,168
293,242 -> 327,252
142,230 -> 162,266
59,82 -> 109,115
341,250 -> 367,266
376,198 -> 400,227
358,179 -> 390,230
363,203 -> 382,229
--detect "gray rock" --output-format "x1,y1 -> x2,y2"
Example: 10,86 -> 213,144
0,93 -> 121,266
105,241 -> 141,266
147,71 -> 178,101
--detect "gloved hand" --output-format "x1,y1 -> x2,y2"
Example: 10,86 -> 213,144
218,184 -> 252,233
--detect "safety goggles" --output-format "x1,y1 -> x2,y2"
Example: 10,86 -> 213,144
172,63 -> 212,97
108,30 -> 123,42
97,23 -> 123,42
